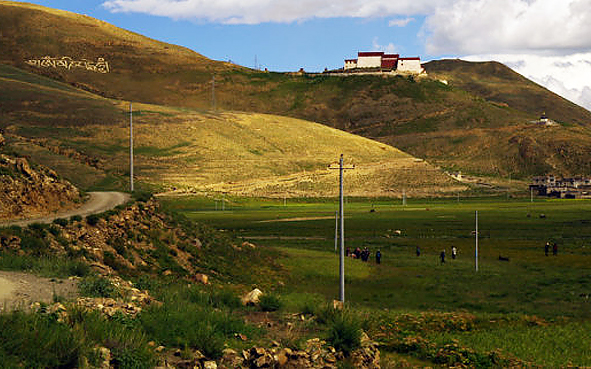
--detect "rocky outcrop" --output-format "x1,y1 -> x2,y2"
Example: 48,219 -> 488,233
0,199 -> 208,279
218,336 -> 380,369
0,154 -> 80,220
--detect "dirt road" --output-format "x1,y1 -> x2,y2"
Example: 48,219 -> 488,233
0,191 -> 130,227
0,271 -> 78,311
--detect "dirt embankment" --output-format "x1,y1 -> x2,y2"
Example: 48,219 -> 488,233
0,151 -> 81,221
0,270 -> 78,311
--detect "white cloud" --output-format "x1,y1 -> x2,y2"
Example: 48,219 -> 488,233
464,53 -> 591,110
372,37 -> 397,53
101,0 -> 449,24
388,17 -> 414,27
424,0 -> 591,56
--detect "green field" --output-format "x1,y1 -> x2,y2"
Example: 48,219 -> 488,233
162,195 -> 591,366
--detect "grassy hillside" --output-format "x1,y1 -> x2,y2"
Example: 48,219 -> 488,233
0,63 -> 462,197
2,1 -> 591,178
423,59 -> 591,127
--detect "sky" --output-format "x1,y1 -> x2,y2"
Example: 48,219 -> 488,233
19,0 -> 591,111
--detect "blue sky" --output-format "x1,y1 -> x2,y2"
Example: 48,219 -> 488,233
17,0 -> 591,111
22,0 -> 431,72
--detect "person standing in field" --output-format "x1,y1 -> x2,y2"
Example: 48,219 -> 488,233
440,250 -> 446,264
451,246 -> 457,260
545,242 -> 550,256
553,242 -> 558,256
416,246 -> 421,257
376,250 -> 382,264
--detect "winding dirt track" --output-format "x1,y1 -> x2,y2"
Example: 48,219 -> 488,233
0,192 -> 130,309
0,191 -> 130,227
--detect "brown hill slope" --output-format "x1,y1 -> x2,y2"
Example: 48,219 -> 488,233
1,1 -> 591,178
423,59 -> 591,127
0,63 -> 463,197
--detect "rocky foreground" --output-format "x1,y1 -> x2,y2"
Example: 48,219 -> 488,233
0,133 -> 80,220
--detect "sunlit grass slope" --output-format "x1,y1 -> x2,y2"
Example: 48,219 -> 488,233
2,1 -> 591,179
0,63 -> 463,196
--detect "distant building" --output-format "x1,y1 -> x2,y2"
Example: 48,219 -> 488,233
398,57 -> 423,73
343,51 -> 424,74
534,112 -> 558,126
530,175 -> 591,198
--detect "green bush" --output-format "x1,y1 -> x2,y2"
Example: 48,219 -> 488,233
69,309 -> 155,369
86,214 -> 100,226
259,293 -> 283,312
70,215 -> 82,222
0,311 -> 80,368
328,312 -> 361,355
19,235 -> 48,256
79,276 -> 118,298
53,218 -> 69,227
132,191 -> 153,203
184,286 -> 242,310
48,225 -> 61,237
140,300 -> 248,358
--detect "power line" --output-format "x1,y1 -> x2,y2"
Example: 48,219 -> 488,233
329,154 -> 355,303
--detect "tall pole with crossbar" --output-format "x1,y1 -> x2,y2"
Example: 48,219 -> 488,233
329,154 -> 354,303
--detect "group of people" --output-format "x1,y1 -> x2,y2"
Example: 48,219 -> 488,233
545,242 -> 558,256
439,246 -> 458,264
417,246 -> 458,264
346,247 -> 382,264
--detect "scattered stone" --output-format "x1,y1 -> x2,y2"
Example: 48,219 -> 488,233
241,288 -> 263,306
194,273 -> 209,285
332,299 -> 344,310
203,361 -> 217,369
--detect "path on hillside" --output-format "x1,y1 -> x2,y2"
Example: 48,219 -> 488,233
0,271 -> 78,312
0,191 -> 131,227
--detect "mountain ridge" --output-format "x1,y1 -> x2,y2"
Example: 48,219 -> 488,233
1,1 -> 591,179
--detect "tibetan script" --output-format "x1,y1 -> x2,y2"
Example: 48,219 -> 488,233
25,56 -> 110,74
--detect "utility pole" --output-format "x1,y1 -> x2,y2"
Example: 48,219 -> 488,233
334,210 -> 338,253
129,102 -> 134,192
475,210 -> 479,272
329,154 -> 355,303
211,76 -> 216,111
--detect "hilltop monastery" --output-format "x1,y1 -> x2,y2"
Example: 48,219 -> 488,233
344,51 -> 424,74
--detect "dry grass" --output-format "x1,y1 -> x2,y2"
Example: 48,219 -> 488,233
56,104 -> 464,196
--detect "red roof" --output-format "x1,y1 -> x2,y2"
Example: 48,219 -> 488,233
381,59 -> 398,69
358,51 -> 384,57
383,54 -> 399,59
345,59 -> 357,63
399,57 -> 420,60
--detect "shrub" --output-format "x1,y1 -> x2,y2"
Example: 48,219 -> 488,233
52,218 -> 69,227
259,293 -> 283,312
327,311 -> 362,355
0,311 -> 80,368
48,225 -> 61,237
140,300 -> 249,358
70,215 -> 82,222
132,191 -> 153,203
19,235 -> 48,256
86,214 -> 100,226
79,276 -> 118,298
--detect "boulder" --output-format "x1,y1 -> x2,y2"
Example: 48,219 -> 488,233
241,288 -> 263,306
194,273 -> 209,285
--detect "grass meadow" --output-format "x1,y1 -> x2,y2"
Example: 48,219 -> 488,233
161,195 -> 591,366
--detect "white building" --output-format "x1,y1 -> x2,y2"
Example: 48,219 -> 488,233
344,59 -> 358,70
398,57 -> 424,74
357,51 -> 384,68
343,51 -> 423,74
